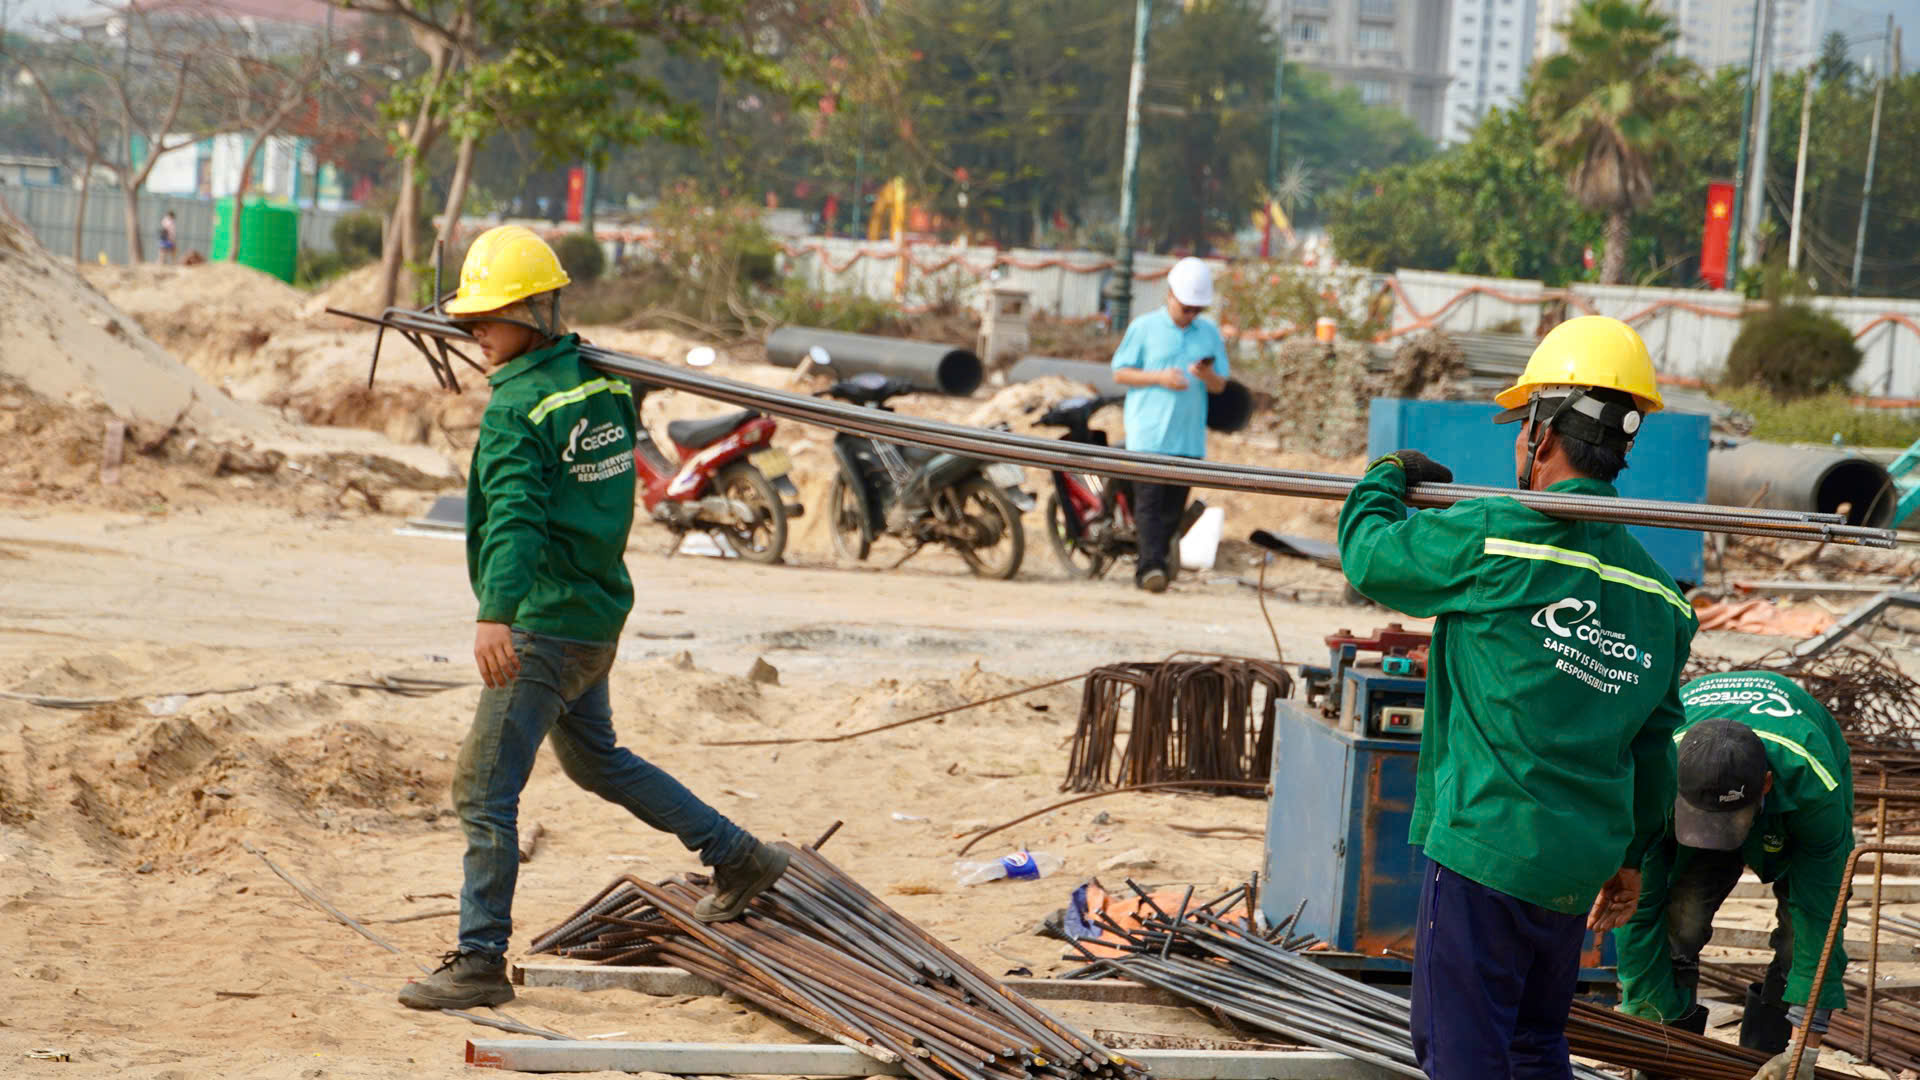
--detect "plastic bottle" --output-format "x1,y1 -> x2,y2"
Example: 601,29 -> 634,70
951,850 -> 1065,886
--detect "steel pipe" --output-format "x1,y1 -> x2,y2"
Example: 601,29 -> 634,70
1708,441 -> 1897,529
767,326 -> 983,396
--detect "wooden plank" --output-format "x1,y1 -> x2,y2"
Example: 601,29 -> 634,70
1728,877 -> 1920,902
512,963 -> 1186,1007
464,1040 -> 1401,1078
1710,925 -> 1918,960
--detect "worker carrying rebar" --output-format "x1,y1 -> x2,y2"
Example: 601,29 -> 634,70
396,226 -> 790,1012
1336,315 -> 1699,1079
1613,671 -> 1853,1080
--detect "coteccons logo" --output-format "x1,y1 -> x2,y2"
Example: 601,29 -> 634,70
563,418 -> 626,462
1532,596 -> 1654,668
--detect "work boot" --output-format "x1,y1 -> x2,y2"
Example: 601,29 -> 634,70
397,950 -> 514,1010
1139,568 -> 1168,594
693,839 -> 790,923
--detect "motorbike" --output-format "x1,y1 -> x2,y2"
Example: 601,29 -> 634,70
1035,393 -> 1204,580
821,372 -> 1033,579
629,376 -> 803,564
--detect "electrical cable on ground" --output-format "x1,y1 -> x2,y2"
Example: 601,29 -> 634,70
954,780 -> 1268,857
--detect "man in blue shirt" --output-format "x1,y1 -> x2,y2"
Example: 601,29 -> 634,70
1111,257 -> 1229,592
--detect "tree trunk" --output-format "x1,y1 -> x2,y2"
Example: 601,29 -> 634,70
228,131 -> 271,263
73,156 -> 94,267
1601,210 -> 1630,285
378,45 -> 454,310
435,129 -> 479,263
122,182 -> 144,264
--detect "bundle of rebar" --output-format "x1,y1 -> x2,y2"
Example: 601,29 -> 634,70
528,844 -> 1146,1080
1700,959 -> 1920,1073
1072,880 -> 1847,1080
1062,658 -> 1289,794
331,303 -> 1905,548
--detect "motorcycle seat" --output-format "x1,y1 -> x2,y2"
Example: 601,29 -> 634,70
667,410 -> 760,450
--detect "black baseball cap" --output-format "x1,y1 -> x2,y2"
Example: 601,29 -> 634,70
1674,719 -> 1769,850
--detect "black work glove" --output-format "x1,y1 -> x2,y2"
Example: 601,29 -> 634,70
1369,449 -> 1453,485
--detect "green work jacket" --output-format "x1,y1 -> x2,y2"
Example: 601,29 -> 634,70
466,334 -> 637,644
1616,671 -> 1853,1018
1337,463 -> 1698,914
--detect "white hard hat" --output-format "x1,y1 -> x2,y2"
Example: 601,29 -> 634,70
1167,257 -> 1214,308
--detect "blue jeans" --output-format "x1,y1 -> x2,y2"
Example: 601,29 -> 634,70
1411,861 -> 1590,1080
453,629 -> 749,959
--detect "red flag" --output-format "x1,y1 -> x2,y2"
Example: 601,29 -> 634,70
565,167 -> 585,223
1700,181 -> 1734,289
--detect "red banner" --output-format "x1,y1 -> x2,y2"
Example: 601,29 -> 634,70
565,167 -> 585,223
1700,181 -> 1734,289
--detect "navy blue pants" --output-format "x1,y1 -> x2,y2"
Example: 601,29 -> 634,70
1411,861 -> 1590,1080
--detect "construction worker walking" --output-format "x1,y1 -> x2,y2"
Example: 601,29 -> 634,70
397,226 -> 789,1011
1614,670 -> 1853,1080
1337,316 -> 1699,1078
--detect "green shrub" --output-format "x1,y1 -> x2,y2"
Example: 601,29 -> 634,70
766,281 -> 894,335
332,210 -> 384,265
553,232 -> 607,284
1724,304 -> 1862,400
296,248 -> 351,287
1711,386 -> 1920,448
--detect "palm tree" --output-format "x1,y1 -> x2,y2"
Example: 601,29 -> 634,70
1530,0 -> 1696,284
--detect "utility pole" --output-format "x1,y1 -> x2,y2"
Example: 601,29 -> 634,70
1851,14 -> 1891,296
1103,0 -> 1151,330
1787,70 -> 1813,271
1725,0 -> 1764,285
1739,0 -> 1773,272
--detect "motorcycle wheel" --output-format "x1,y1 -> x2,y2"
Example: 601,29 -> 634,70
1044,492 -> 1114,580
827,473 -> 871,563
714,462 -> 786,564
950,477 -> 1024,580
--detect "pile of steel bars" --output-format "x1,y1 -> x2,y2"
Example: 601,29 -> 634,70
1700,960 -> 1920,1073
331,303 -> 1904,548
1069,882 -> 1607,1080
1074,881 -> 1849,1080
1062,658 -> 1289,794
528,845 -> 1147,1080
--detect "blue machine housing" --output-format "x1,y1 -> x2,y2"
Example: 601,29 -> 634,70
1366,399 -> 1710,586
1262,695 -> 1617,981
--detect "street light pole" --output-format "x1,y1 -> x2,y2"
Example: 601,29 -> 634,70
1104,0 -> 1151,330
1725,0 -> 1765,284
1787,69 -> 1813,271
1739,0 -> 1773,273
1850,15 -> 1891,296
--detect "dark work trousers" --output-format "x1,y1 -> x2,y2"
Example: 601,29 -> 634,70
1662,847 -> 1794,1026
1410,861 -> 1591,1080
1132,481 -> 1190,583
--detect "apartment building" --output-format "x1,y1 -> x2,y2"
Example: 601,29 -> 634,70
1441,0 -> 1535,142
1266,0 -> 1455,144
1537,0 -> 1823,71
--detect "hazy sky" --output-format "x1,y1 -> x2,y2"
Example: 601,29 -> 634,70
7,0 -> 1919,69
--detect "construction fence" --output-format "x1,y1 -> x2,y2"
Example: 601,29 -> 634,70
0,183 -> 347,266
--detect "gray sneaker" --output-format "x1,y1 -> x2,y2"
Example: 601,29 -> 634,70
1140,569 -> 1168,593
693,840 -> 790,922
397,950 -> 514,1010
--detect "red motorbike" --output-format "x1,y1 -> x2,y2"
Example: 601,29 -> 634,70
630,381 -> 802,564
1037,393 -> 1201,579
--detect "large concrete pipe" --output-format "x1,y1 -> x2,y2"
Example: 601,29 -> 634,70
1006,354 -> 1256,434
766,327 -> 983,396
1707,441 -> 1896,529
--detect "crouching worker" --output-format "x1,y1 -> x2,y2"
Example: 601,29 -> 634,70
398,225 -> 788,1011
1614,670 -> 1853,1080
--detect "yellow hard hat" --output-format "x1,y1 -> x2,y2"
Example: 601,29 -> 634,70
1494,316 -> 1664,414
443,225 -> 570,316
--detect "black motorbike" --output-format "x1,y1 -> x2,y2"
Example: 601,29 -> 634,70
822,373 -> 1032,579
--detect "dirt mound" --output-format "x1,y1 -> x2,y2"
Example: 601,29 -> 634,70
297,261 -> 387,325
963,375 -> 1098,433
0,207 -> 264,434
1382,331 -> 1470,400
